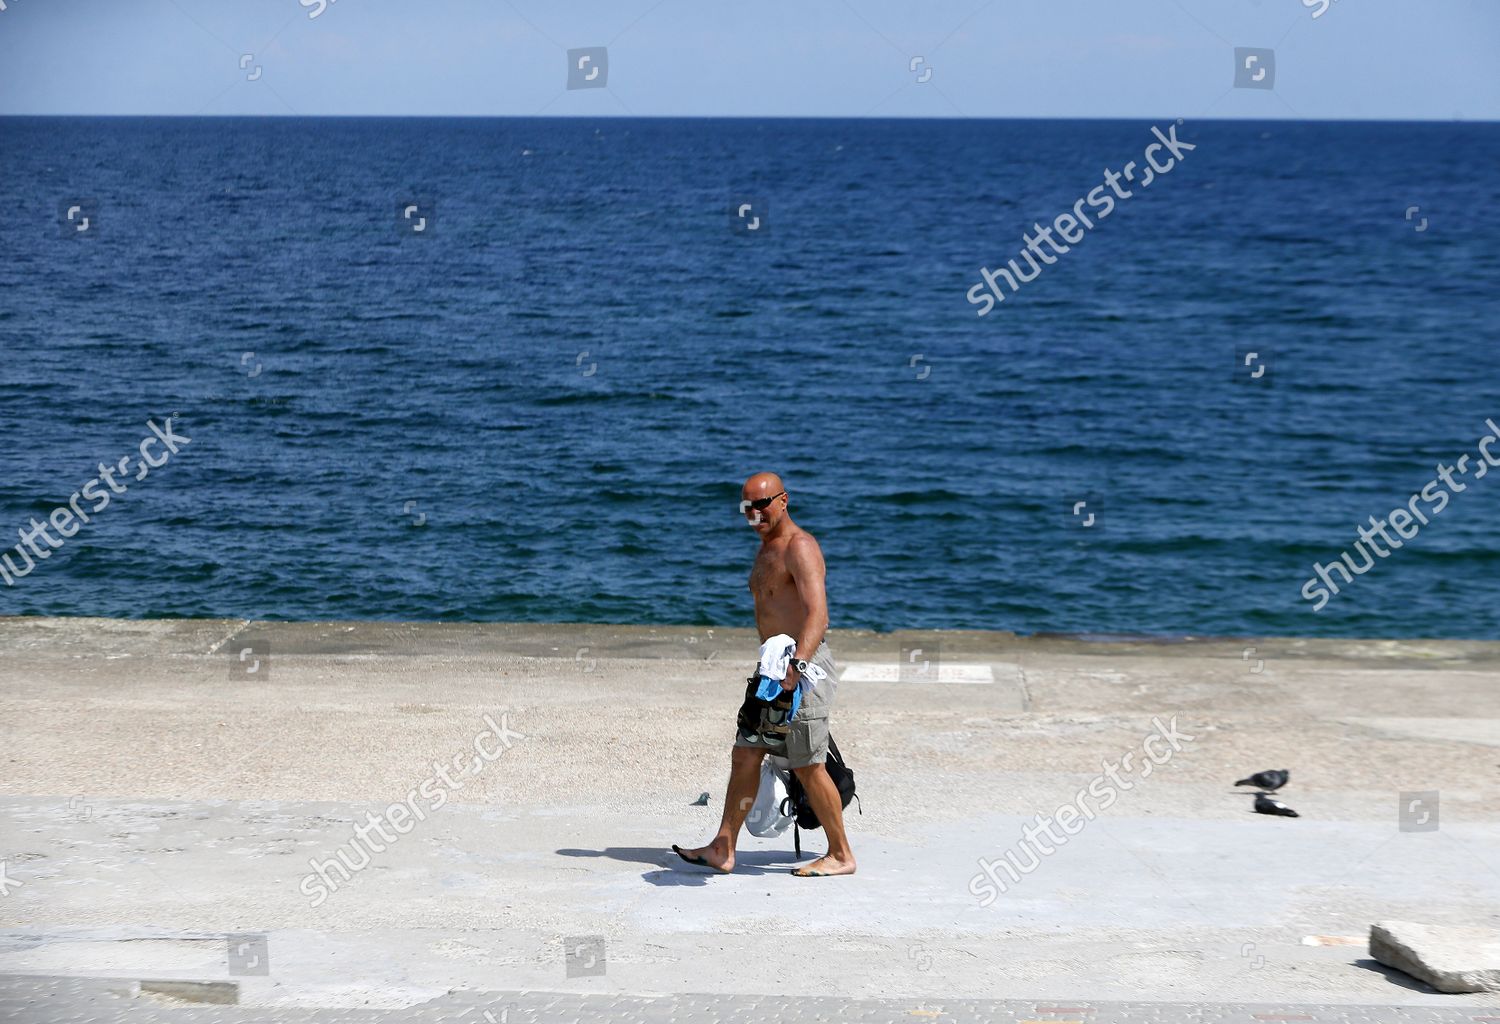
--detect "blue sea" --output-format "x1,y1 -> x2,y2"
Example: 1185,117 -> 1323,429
2,116 -> 1498,638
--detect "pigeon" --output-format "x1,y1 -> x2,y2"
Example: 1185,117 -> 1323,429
691,792 -> 710,806
1235,769 -> 1289,791
1254,792 -> 1299,817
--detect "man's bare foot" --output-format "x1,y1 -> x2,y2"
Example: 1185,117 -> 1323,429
671,839 -> 734,873
791,853 -> 856,877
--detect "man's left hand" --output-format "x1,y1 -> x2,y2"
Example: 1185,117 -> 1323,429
780,665 -> 800,691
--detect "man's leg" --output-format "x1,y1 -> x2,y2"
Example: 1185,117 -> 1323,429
673,743 -> 765,872
789,761 -> 856,875
718,743 -> 766,846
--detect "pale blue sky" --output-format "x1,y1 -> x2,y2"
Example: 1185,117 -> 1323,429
0,0 -> 1496,119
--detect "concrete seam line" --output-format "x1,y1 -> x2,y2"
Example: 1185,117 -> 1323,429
204,619 -> 253,657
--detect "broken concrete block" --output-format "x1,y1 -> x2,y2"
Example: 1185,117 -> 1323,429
1370,920 -> 1500,993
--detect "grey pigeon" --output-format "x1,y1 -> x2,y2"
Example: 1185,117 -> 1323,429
691,792 -> 710,806
1254,792 -> 1299,817
1235,769 -> 1289,791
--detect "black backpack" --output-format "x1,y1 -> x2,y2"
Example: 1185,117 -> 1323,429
779,736 -> 861,857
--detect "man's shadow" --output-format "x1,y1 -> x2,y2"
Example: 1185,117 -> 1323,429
557,847 -> 805,886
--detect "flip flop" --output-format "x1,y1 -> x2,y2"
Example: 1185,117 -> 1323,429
671,844 -> 730,873
792,868 -> 830,877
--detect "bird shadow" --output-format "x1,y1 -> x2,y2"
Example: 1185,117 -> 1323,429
556,846 -> 806,886
1350,958 -> 1441,993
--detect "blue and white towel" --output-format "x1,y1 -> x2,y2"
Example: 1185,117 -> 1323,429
752,633 -> 828,721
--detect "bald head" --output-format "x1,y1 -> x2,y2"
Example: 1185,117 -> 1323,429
743,472 -> 783,498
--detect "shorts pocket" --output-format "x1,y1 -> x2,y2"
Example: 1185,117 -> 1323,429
786,718 -> 830,766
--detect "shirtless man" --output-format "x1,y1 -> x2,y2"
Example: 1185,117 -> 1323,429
672,472 -> 856,877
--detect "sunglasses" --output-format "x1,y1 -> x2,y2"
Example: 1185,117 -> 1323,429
739,491 -> 786,515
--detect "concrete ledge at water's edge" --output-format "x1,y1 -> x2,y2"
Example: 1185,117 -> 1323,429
3,614 -> 1500,664
3,617 -> 1499,737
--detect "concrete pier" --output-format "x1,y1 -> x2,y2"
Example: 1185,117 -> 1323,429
1,618 -> 1497,1014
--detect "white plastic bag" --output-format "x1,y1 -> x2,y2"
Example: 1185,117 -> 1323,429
745,755 -> 794,837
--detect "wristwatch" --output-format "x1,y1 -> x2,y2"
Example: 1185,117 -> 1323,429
790,658 -> 809,674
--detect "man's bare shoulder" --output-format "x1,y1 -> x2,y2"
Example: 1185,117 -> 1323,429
786,529 -> 824,565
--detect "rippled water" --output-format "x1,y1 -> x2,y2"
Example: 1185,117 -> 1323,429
2,116 -> 1498,637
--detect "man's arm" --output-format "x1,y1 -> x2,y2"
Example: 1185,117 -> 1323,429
781,534 -> 829,690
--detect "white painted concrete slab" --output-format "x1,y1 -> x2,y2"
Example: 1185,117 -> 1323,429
839,662 -> 997,683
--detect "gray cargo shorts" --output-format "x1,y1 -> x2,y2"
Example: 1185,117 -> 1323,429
733,640 -> 838,768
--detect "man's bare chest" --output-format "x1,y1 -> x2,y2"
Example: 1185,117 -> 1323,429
749,549 -> 790,595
